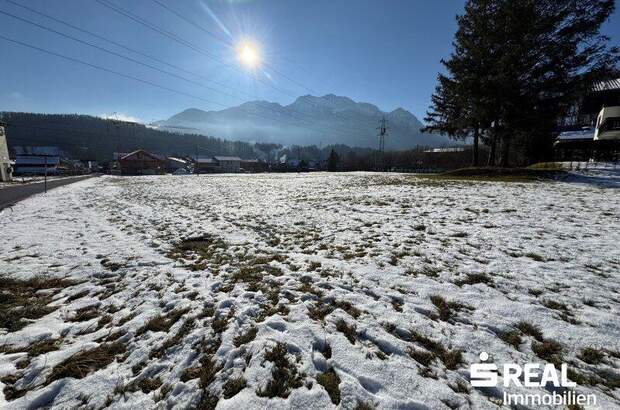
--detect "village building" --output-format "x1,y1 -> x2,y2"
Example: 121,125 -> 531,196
0,122 -> 12,182
555,78 -> 620,161
194,157 -> 219,174
193,156 -> 246,173
166,157 -> 189,173
213,156 -> 242,173
118,149 -> 165,175
13,146 -> 62,175
241,159 -> 267,173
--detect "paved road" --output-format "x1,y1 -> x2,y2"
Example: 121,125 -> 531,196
0,175 -> 95,210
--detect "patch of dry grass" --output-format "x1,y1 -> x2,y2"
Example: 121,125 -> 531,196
429,295 -> 469,322
257,343 -> 303,398
233,326 -> 258,347
316,368 -> 341,404
409,329 -> 463,370
335,319 -> 357,344
0,275 -> 77,332
222,376 -> 246,399
137,308 -> 190,335
48,342 -> 126,383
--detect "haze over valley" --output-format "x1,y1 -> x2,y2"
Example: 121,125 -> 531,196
154,94 -> 449,149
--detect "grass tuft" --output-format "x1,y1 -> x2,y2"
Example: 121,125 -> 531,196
48,342 -> 126,383
531,339 -> 562,364
409,329 -> 463,370
257,343 -> 303,398
515,321 -> 544,341
454,273 -> 494,287
578,347 -> 605,365
499,329 -> 522,349
222,376 -> 247,399
0,275 -> 77,332
429,295 -> 468,322
138,308 -> 190,335
233,326 -> 258,347
335,319 -> 357,344
316,368 -> 341,404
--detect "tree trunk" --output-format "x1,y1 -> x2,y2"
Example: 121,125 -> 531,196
500,134 -> 511,167
472,127 -> 479,167
487,132 -> 497,166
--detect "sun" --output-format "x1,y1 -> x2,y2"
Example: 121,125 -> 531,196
237,41 -> 260,69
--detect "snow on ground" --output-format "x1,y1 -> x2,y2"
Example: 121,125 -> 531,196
0,172 -> 619,409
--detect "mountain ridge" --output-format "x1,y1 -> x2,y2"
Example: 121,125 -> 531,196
156,94 -> 449,149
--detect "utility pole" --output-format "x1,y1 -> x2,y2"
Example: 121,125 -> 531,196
376,116 -> 389,171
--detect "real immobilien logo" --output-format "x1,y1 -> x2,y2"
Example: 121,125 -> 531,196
470,352 -> 597,407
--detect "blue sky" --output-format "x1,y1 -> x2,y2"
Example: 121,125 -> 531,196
1,0 -> 619,123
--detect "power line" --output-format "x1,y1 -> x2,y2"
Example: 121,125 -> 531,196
0,8 -> 241,102
4,0 -> 252,100
142,0 -> 331,101
20,0 -> 359,138
94,0 -> 240,75
0,34 -> 227,107
263,62 -> 320,96
94,0 -> 316,100
2,2 -> 381,142
142,2 -> 378,127
0,33 -> 352,139
2,0 -> 337,130
147,0 -> 318,96
0,7 -> 324,129
93,0 -> 380,137
149,0 -> 231,46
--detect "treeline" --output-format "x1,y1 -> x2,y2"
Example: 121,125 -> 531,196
424,0 -> 619,167
275,144 -> 477,171
1,112 -> 258,161
1,112 -> 473,171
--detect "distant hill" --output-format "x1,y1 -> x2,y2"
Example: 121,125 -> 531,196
0,112 -> 259,161
154,94 -> 449,149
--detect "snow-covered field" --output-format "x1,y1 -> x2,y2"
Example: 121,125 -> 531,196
0,172 -> 619,409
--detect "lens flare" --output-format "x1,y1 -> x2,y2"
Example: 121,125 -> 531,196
237,41 -> 260,69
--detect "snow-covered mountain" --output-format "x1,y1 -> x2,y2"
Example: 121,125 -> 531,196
154,94 -> 449,149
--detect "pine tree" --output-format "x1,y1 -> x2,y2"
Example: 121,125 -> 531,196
424,0 -> 619,167
327,149 -> 339,172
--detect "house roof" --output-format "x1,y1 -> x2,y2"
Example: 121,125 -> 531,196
423,147 -> 466,153
120,149 -> 163,161
593,78 -> 620,92
194,157 -> 217,164
214,156 -> 242,161
15,155 -> 61,165
14,146 -> 61,156
113,152 -> 129,160
557,128 -> 595,141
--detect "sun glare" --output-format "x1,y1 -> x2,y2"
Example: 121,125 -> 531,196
237,41 -> 260,69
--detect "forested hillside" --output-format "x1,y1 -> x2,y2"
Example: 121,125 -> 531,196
1,112 -> 258,161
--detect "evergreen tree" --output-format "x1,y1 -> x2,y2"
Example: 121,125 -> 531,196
327,149 -> 339,172
424,0 -> 619,167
